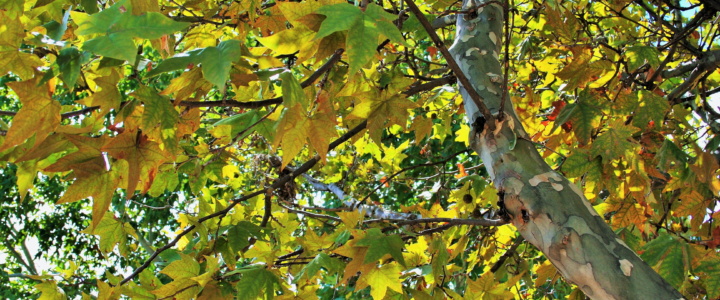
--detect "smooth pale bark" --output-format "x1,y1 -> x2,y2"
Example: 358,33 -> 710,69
449,1 -> 684,298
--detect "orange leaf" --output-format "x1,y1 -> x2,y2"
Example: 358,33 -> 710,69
454,164 -> 468,178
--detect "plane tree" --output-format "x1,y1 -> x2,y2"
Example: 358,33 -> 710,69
0,0 -> 719,299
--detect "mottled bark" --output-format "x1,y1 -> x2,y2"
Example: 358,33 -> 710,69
449,1 -> 684,298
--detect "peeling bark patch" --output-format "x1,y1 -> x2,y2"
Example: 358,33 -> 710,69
488,32 -> 497,45
619,259 -> 633,276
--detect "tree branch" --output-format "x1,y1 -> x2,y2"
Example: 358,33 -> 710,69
178,49 -> 345,109
119,119 -> 370,286
404,0 -> 496,129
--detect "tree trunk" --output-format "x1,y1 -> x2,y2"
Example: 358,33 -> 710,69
450,1 -> 684,299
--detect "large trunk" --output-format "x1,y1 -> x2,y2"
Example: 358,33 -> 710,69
449,1 -> 684,299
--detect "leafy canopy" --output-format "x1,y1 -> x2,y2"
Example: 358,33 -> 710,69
0,0 -> 719,299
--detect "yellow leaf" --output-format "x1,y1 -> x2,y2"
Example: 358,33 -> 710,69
348,93 -> 418,144
534,260 -> 559,287
35,281 -> 67,300
191,256 -> 220,288
0,49 -> 43,80
467,271 -> 494,295
298,229 -> 334,252
411,115 -> 433,142
356,263 -> 403,299
274,105 -> 311,169
102,128 -> 169,198
332,239 -> 375,284
337,209 -> 365,228
81,213 -> 134,254
96,281 -> 120,300
150,278 -> 200,299
1,76 -> 61,152
256,26 -> 317,62
308,91 -> 337,160
161,253 -> 200,280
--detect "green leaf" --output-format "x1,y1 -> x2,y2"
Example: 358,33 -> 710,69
552,90 -> 602,145
161,253 -> 200,280
640,232 -> 687,288
236,268 -> 280,300
73,0 -> 188,64
315,4 -> 362,39
625,46 -> 662,71
294,253 -> 345,282
280,71 -> 307,110
57,47 -> 84,88
632,90 -> 670,129
82,34 -> 138,63
590,119 -> 639,163
316,3 -> 405,74
656,138 -> 688,170
696,258 -> 720,299
198,40 -> 241,89
228,221 -> 265,253
145,49 -> 203,77
147,40 -> 240,90
81,213 -> 136,254
356,228 -> 407,266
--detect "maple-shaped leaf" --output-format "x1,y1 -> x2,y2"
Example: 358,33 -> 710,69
315,3 -> 407,74
280,71 -> 309,110
58,165 -> 120,229
257,26 -> 317,63
355,262 -> 403,299
355,228 -> 407,266
34,280 -> 66,300
332,238 -> 376,283
544,4 -> 579,42
555,47 -> 613,90
133,85 -> 180,151
625,46 -> 662,71
553,89 -> 602,145
640,232 -> 687,288
349,93 -> 418,144
45,135 -> 117,230
1,76 -> 61,153
72,0 -> 189,64
674,190 -> 708,230
81,213 -> 137,254
632,90 -> 670,129
235,268 -> 281,300
147,40 -> 241,91
467,271 -> 495,297
57,47 -> 86,89
274,107 -> 311,169
160,67 -> 213,101
102,129 -> 169,198
161,253 -> 200,280
590,119 -> 639,163
294,253 -> 345,282
272,72 -> 314,168
0,49 -> 43,80
308,91 -> 338,160
696,257 -> 720,299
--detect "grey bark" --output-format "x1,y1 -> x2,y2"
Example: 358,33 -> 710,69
450,0 -> 684,298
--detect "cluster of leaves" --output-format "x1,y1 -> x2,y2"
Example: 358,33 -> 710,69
0,0 -> 718,299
